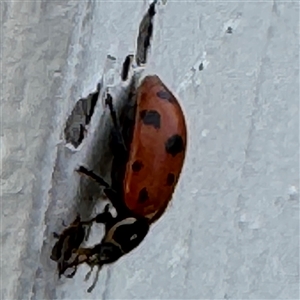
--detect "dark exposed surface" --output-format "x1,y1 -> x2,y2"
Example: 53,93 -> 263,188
64,86 -> 100,148
136,0 -> 157,65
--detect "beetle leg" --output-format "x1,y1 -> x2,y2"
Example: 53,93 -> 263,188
57,218 -> 84,278
105,93 -> 128,155
75,166 -> 127,216
81,204 -> 114,227
57,247 -> 92,277
110,128 -> 127,158
60,256 -> 80,279
103,187 -> 130,218
77,203 -> 114,239
76,166 -> 121,210
94,204 -> 113,223
57,235 -> 72,278
84,265 -> 95,281
105,93 -> 118,127
64,265 -> 78,278
87,265 -> 102,293
51,214 -> 84,264
76,166 -> 110,188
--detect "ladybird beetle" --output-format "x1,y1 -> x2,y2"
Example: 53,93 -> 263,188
51,0 -> 187,292
59,75 -> 187,291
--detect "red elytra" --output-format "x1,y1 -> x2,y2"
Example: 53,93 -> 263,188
123,74 -> 187,223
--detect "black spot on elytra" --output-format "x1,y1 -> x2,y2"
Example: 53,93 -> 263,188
132,160 -> 143,172
138,187 -> 149,203
166,173 -> 175,186
165,134 -> 184,156
140,110 -> 161,129
156,90 -> 174,103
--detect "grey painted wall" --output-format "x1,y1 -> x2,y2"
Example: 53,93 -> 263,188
1,1 -> 299,299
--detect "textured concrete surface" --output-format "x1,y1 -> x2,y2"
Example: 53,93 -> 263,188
1,1 -> 299,299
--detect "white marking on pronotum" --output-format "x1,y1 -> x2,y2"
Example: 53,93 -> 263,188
104,217 -> 137,252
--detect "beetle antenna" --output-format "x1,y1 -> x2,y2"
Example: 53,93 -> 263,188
84,265 -> 94,281
87,265 -> 102,293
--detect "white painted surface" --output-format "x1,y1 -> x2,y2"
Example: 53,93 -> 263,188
1,1 -> 299,299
